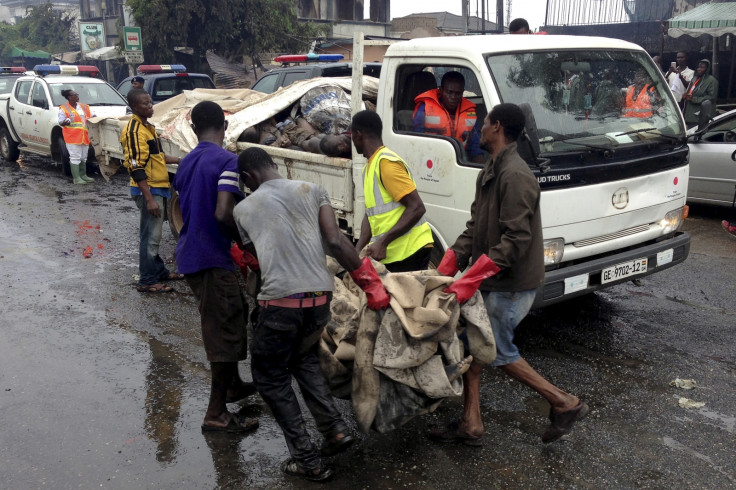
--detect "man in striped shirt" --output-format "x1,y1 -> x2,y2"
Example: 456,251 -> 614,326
172,101 -> 258,434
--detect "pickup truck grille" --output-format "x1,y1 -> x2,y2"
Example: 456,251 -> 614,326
573,224 -> 651,247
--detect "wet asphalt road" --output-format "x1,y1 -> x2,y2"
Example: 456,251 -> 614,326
1,155 -> 735,489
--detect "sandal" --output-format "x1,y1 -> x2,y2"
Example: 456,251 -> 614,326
428,420 -> 483,447
137,283 -> 174,294
321,432 -> 356,457
162,272 -> 185,281
281,458 -> 334,482
542,401 -> 589,443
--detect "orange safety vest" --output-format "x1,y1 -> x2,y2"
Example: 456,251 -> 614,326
413,89 -> 477,140
60,103 -> 91,145
622,85 -> 655,118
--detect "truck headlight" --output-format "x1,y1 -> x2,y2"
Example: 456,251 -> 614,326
543,238 -> 564,265
659,207 -> 684,234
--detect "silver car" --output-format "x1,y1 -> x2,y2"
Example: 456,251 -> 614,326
687,108 -> 736,207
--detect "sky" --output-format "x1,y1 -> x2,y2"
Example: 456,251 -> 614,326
382,0 -> 548,31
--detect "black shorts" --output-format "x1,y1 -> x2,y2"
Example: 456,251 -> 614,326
186,268 -> 248,363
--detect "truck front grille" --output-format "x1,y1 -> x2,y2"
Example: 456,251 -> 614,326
573,224 -> 651,248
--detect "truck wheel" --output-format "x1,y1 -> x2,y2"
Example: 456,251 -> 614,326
57,136 -> 71,176
0,128 -> 19,162
167,191 -> 183,240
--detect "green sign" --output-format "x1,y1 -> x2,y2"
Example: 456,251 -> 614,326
123,27 -> 142,51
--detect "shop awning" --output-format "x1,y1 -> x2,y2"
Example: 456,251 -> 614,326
668,1 -> 736,38
10,47 -> 50,59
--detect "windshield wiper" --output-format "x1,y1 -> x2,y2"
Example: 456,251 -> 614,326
552,138 -> 611,152
615,127 -> 682,142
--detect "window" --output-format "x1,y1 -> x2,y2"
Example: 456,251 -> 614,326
394,64 -> 487,164
703,114 -> 736,143
15,80 -> 32,105
251,73 -> 278,93
31,82 -> 47,109
47,83 -> 128,107
282,71 -> 310,88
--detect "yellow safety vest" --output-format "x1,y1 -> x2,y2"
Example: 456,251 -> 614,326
363,147 -> 433,264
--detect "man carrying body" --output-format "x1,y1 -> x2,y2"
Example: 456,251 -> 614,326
173,101 -> 258,433
412,71 -> 484,162
121,88 -> 183,293
431,103 -> 587,446
234,147 -> 389,482
352,110 -> 434,272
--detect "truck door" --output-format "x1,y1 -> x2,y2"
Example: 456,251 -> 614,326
383,63 -> 496,249
10,80 -> 32,143
26,81 -> 52,151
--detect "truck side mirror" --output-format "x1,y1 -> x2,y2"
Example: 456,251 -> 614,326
697,99 -> 714,132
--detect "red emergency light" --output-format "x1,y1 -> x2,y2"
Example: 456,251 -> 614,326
273,54 -> 344,63
0,67 -> 26,74
137,64 -> 187,74
32,65 -> 101,77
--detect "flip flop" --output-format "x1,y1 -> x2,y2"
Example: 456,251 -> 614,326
201,414 -> 259,433
428,421 -> 483,447
542,401 -> 589,443
281,458 -> 334,482
162,272 -> 185,281
137,283 -> 174,293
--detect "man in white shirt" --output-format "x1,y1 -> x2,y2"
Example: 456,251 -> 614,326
665,52 -> 694,105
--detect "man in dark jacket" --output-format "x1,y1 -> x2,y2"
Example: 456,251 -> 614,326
684,59 -> 718,128
431,103 -> 588,445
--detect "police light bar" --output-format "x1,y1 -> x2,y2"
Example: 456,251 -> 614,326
137,64 -> 187,74
32,65 -> 101,77
0,67 -> 26,74
273,54 -> 344,63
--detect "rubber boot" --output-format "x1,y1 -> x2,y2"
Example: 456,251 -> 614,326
79,161 -> 94,182
70,164 -> 89,185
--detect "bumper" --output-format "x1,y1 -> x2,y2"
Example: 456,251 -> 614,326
533,231 -> 690,309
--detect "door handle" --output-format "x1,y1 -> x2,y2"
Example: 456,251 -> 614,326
731,149 -> 736,162
25,111 -> 32,115
8,106 -> 14,110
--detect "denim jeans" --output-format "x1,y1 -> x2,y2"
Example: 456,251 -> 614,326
134,194 -> 170,286
250,303 -> 346,471
482,289 -> 537,367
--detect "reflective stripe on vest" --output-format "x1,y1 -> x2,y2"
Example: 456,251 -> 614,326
60,103 -> 91,145
363,147 -> 433,264
622,85 -> 654,118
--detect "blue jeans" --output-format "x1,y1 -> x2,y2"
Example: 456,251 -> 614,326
482,289 -> 537,367
134,195 -> 171,286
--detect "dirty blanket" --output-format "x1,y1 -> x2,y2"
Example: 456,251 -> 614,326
320,258 -> 495,434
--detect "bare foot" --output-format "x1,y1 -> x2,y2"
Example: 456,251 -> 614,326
446,355 -> 474,382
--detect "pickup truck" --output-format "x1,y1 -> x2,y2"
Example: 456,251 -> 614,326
116,64 -> 216,104
90,33 -> 691,308
0,64 -> 129,175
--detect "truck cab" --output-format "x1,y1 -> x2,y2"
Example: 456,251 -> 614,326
0,64 -> 129,171
116,64 -> 216,104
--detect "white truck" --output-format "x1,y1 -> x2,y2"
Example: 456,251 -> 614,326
91,34 -> 691,308
0,64 -> 129,175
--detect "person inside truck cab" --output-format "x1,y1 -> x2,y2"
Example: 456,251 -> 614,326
622,68 -> 662,119
412,71 -> 484,162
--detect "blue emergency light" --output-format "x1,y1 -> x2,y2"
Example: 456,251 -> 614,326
32,65 -> 101,77
273,54 -> 344,63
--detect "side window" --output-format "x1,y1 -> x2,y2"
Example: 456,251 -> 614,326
31,82 -> 48,109
282,70 -> 309,88
117,80 -> 132,98
394,64 -> 488,164
191,77 -> 215,89
14,80 -> 33,105
152,79 -> 176,99
252,73 -> 278,93
703,115 -> 736,143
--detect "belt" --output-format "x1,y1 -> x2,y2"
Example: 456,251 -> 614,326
258,295 -> 329,309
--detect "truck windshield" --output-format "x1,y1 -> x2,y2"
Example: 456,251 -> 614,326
48,82 -> 128,107
486,50 -> 684,154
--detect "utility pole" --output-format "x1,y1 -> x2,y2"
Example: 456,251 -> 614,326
496,0 -> 504,33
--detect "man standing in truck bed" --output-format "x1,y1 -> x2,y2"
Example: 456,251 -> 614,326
352,110 -> 434,272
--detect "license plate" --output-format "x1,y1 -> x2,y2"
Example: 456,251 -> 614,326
601,258 -> 648,284
564,273 -> 589,294
657,249 -> 673,266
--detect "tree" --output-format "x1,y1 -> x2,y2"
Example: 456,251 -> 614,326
125,0 -> 327,71
0,3 -> 75,59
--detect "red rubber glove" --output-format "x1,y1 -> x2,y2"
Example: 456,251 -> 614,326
444,254 -> 501,304
230,244 -> 260,278
436,249 -> 459,276
349,257 -> 391,310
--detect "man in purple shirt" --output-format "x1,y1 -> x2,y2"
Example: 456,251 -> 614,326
173,101 -> 258,433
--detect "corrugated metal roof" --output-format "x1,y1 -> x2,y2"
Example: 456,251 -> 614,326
669,1 -> 736,29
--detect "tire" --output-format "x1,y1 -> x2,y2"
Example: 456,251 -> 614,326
57,136 -> 71,176
167,190 -> 183,240
0,127 -> 19,162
